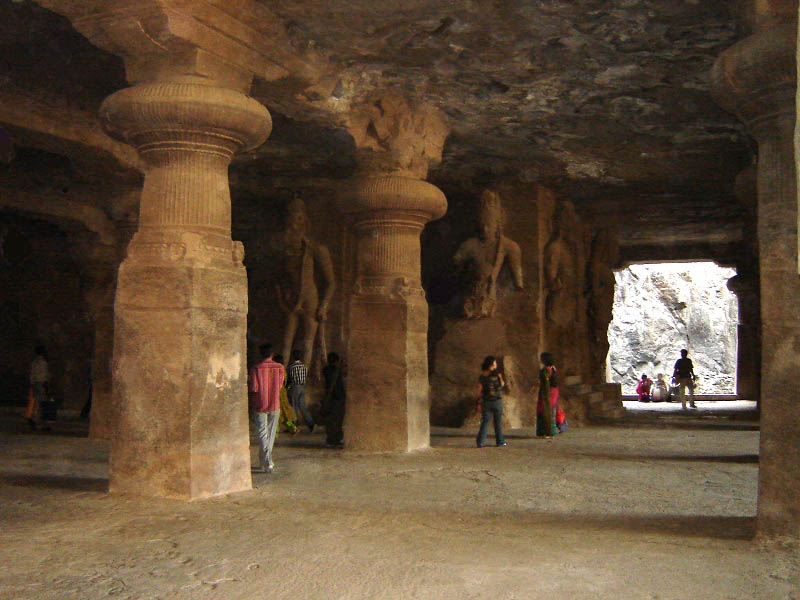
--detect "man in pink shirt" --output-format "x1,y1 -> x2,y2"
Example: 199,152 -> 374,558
249,343 -> 285,473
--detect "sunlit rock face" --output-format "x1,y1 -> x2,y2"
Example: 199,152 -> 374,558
608,263 -> 738,395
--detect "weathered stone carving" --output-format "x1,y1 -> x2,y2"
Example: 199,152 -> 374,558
345,92 -> 449,179
587,228 -> 619,381
544,201 -> 582,327
276,197 -> 336,369
454,189 -> 523,319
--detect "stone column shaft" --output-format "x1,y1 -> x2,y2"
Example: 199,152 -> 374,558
101,81 -> 271,499
339,175 -> 446,452
753,117 -> 800,539
712,17 -> 800,540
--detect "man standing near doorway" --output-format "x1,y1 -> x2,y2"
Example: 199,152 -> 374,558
672,348 -> 697,410
287,350 -> 314,433
249,343 -> 284,473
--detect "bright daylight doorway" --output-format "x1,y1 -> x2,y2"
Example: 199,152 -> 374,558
606,262 -> 751,413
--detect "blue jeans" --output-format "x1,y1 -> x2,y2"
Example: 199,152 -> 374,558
252,411 -> 279,470
476,400 -> 504,446
288,385 -> 314,430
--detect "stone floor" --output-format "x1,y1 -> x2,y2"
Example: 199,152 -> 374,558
1,407 -> 798,600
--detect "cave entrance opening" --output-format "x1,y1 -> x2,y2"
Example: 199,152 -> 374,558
606,261 -> 741,404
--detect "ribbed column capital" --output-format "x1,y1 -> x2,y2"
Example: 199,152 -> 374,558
100,82 -> 271,158
337,175 -> 447,224
100,81 -> 270,264
710,22 -> 796,139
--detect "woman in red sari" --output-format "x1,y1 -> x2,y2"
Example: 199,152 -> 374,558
537,352 -> 560,437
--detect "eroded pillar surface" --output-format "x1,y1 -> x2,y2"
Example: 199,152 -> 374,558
101,82 -> 270,498
712,13 -> 800,540
338,94 -> 448,452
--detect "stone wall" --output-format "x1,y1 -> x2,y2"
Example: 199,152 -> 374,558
425,183 -> 600,427
608,263 -> 738,394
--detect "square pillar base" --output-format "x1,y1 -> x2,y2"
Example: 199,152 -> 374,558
109,258 -> 251,499
344,293 -> 430,452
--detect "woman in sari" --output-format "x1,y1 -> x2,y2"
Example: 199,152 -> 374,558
537,352 -> 559,437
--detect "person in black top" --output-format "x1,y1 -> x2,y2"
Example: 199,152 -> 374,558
475,355 -> 507,448
672,349 -> 697,410
322,352 -> 346,448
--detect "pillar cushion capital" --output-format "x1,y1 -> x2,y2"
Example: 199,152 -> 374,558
337,175 -> 447,224
100,82 -> 271,157
710,22 -> 796,136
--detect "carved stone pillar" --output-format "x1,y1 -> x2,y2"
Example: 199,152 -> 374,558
338,94 -> 448,452
339,176 -> 446,451
729,166 -> 761,403
727,273 -> 761,400
34,0 -> 314,499
711,13 -> 800,540
100,82 -> 270,499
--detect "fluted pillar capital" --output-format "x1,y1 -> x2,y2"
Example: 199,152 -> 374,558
339,175 -> 447,223
100,82 -> 271,158
99,82 -> 270,268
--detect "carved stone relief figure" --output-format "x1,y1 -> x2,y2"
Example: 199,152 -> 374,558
276,197 -> 336,368
587,228 -> 620,379
454,189 -> 523,319
543,201 -> 582,328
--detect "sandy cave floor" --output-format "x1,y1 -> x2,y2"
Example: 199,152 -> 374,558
1,406 -> 798,600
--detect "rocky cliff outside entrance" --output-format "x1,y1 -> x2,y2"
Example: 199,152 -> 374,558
608,263 -> 738,395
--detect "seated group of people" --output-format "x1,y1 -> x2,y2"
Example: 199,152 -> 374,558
635,373 -> 670,402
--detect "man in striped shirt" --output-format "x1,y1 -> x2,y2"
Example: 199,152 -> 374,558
249,343 -> 285,473
287,350 -> 315,433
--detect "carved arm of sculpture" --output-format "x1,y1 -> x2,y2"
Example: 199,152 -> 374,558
502,236 -> 524,290
544,240 -> 562,291
314,244 -> 336,321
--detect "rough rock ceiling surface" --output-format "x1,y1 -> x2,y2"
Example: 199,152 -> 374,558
260,1 -> 750,191
0,1 -> 753,249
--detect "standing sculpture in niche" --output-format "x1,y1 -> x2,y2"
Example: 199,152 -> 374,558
276,197 -> 336,369
454,189 -> 524,319
587,228 -> 619,381
544,201 -> 582,327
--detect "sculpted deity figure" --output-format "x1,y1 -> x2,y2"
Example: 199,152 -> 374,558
588,228 -> 619,336
587,228 -> 619,378
276,198 -> 336,368
454,190 -> 523,319
544,201 -> 581,327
